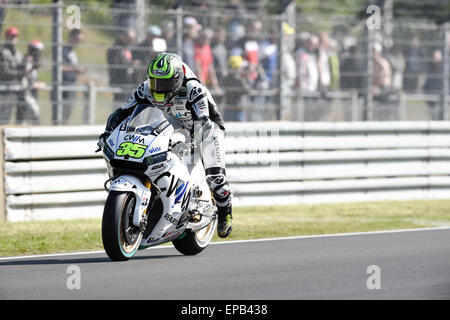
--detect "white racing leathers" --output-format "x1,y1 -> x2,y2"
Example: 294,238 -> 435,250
104,63 -> 232,211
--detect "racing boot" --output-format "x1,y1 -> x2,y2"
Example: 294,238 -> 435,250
205,168 -> 232,238
217,205 -> 233,238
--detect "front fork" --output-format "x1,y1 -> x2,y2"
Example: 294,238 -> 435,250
106,175 -> 152,228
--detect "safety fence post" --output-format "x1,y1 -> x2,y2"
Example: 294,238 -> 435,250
51,0 -> 63,125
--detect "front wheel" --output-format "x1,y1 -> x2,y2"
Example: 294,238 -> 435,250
172,216 -> 218,255
102,191 -> 143,261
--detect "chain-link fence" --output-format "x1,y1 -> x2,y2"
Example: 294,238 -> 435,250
0,0 -> 449,125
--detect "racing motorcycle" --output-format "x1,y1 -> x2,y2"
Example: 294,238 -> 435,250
99,104 -> 217,261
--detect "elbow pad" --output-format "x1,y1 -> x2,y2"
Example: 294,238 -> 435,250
187,82 -> 209,120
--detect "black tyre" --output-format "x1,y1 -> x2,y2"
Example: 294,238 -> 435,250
172,217 -> 217,255
102,191 -> 142,261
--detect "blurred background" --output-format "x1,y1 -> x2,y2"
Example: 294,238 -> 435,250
0,0 -> 449,125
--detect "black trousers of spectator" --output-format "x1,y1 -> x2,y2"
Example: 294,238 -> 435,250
303,97 -> 330,121
62,90 -> 76,125
427,101 -> 442,121
17,92 -> 40,125
0,91 -> 18,125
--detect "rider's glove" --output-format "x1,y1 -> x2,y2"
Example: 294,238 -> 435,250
170,141 -> 191,158
96,131 -> 111,152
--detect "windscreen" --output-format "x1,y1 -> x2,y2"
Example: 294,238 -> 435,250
126,104 -> 167,134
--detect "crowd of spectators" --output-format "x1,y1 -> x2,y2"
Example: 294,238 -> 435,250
0,25 -> 82,125
106,16 -> 277,120
0,26 -> 85,125
105,6 -> 450,122
1,1 -> 449,125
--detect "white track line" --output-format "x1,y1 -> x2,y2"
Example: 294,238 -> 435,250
211,226 -> 450,245
0,226 -> 449,262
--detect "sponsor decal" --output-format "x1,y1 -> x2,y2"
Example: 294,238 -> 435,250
153,121 -> 170,135
151,163 -> 164,171
148,146 -> 161,154
116,142 -> 147,159
124,134 -> 145,144
181,187 -> 191,212
174,181 -> 189,204
146,237 -> 157,243
164,213 -> 178,225
213,136 -> 223,164
113,178 -> 131,188
162,229 -> 183,239
174,113 -> 192,125
154,172 -> 192,212
178,89 -> 187,98
152,69 -> 166,76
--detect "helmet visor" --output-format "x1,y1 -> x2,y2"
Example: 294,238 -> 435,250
149,77 -> 177,94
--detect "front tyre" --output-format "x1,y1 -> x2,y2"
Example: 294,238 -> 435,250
172,217 -> 217,255
102,191 -> 142,261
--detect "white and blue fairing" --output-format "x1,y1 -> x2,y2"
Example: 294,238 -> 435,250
103,104 -> 200,246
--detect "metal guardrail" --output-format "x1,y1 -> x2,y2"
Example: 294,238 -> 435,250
2,121 -> 450,221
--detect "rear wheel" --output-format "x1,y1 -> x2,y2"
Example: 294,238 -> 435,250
172,216 -> 217,255
102,191 -> 142,261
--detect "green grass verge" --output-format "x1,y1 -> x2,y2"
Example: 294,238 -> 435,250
1,199 -> 450,257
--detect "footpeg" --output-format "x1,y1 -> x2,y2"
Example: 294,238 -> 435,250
189,210 -> 202,223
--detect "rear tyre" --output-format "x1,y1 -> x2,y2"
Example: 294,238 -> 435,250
102,191 -> 142,261
172,217 -> 217,255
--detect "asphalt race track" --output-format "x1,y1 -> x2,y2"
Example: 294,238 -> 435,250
1,227 -> 450,300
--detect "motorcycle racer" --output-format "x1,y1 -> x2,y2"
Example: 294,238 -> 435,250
98,52 -> 232,238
